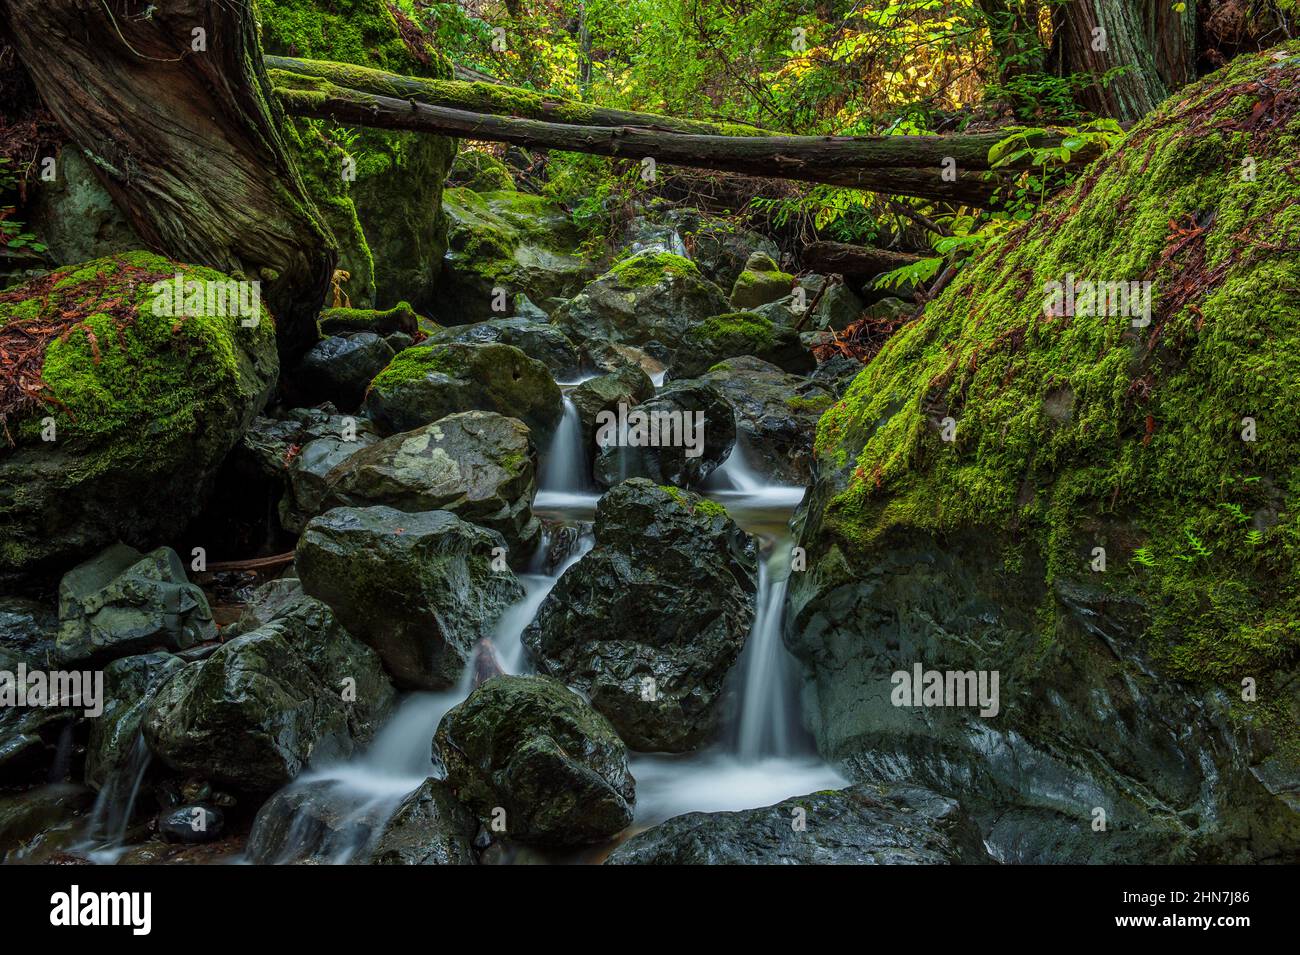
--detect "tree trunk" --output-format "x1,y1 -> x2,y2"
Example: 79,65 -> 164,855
1051,0 -> 1197,121
276,81 -> 1061,205
801,241 -> 924,279
1,0 -> 334,356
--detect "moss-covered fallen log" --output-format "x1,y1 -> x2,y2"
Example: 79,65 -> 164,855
276,81 -> 1011,204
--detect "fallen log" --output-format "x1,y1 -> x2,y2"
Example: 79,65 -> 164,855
801,241 -> 926,279
276,82 -> 1010,205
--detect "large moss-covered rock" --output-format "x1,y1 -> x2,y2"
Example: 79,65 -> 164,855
257,0 -> 457,312
436,675 -> 635,846
423,317 -> 581,380
448,148 -> 516,192
524,479 -> 756,751
699,356 -> 835,485
551,252 -> 731,354
142,588 -> 395,792
362,341 -> 562,441
669,310 -> 812,380
437,187 -> 596,323
607,783 -> 991,864
593,379 -> 736,489
297,505 -> 525,689
0,253 -> 278,582
56,544 -> 215,665
729,252 -> 794,309
792,46 -> 1300,863
316,412 -> 543,557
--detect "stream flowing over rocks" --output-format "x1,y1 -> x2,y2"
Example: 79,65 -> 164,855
1,16 -> 1298,868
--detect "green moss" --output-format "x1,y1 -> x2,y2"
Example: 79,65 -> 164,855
450,148 -> 516,192
5,252 -> 275,467
786,394 -> 833,414
813,46 -> 1300,693
609,252 -> 700,288
659,484 -> 728,519
318,301 -> 423,337
691,312 -> 776,352
368,343 -> 465,389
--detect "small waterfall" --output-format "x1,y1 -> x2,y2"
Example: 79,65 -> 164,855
538,396 -> 586,493
80,732 -> 153,860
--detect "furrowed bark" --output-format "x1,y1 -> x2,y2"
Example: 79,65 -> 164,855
277,83 -> 1022,205
1,0 -> 335,356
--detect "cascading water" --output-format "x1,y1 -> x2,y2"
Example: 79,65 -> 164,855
78,732 -> 154,863
538,396 -> 586,495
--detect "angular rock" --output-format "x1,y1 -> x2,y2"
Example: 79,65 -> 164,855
593,380 -> 736,489
294,332 -> 395,410
524,480 -> 756,751
436,675 -> 635,846
296,506 -> 525,690
606,783 -> 991,864
551,252 -> 731,354
362,341 -> 562,441
670,311 -> 813,379
279,430 -> 384,535
142,589 -> 395,791
85,650 -> 184,791
424,316 -> 581,380
569,364 -> 656,457
363,778 -> 479,865
318,411 -> 543,556
729,252 -> 794,309
56,544 -> 215,665
665,209 -> 781,291
700,356 -> 835,484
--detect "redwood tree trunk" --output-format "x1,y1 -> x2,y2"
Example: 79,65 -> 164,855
0,0 -> 334,356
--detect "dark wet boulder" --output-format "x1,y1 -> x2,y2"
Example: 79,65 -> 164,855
159,805 -> 224,844
85,651 -> 184,791
364,778 -> 479,865
142,589 -> 395,792
436,675 -> 635,846
424,317 -> 581,380
729,252 -> 794,309
593,380 -> 736,489
524,480 -> 756,751
606,783 -> 991,864
790,47 -> 1300,863
0,598 -> 57,664
279,430 -> 384,535
669,311 -> 813,380
700,356 -> 835,485
316,411 -> 543,556
552,252 -> 731,354
362,341 -> 562,442
0,647 -> 79,782
241,408 -> 381,480
579,337 -> 666,380
569,364 -> 657,459
297,506 -> 525,690
755,274 -> 867,333
56,544 -> 215,666
0,254 -> 278,584
294,333 -> 395,410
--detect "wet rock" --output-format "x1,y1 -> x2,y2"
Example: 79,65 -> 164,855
424,317 -> 581,379
363,341 -> 562,442
317,411 -> 543,556
241,408 -> 381,482
552,251 -> 731,355
808,354 -> 865,396
279,431 -> 384,535
0,598 -> 57,662
159,804 -> 224,844
438,187 -> 596,323
0,784 -> 95,861
27,149 -> 140,266
593,380 -> 736,489
297,506 -> 525,690
56,544 -> 215,665
606,783 -> 991,864
436,675 -> 635,846
665,209 -> 780,291
755,275 -> 867,333
579,338 -> 666,380
294,333 -> 395,410
569,364 -> 657,457
669,311 -> 813,380
363,778 -> 478,865
0,254 -> 277,583
699,356 -> 835,484
142,590 -> 395,792
85,651 -> 184,790
729,252 -> 794,309
524,479 -> 756,751
0,647 -> 78,781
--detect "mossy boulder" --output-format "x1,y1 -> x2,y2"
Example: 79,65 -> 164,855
316,411 -> 543,558
257,0 -> 456,312
437,187 -> 596,323
523,479 -> 757,751
436,675 -> 636,846
792,45 -> 1300,862
142,587 -> 396,792
363,341 -> 562,442
318,302 -> 421,338
424,316 -> 581,380
670,310 -> 812,379
448,148 -> 516,192
0,253 -> 278,582
729,252 -> 794,309
551,251 -> 732,354
297,505 -> 525,690
665,209 -> 781,290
